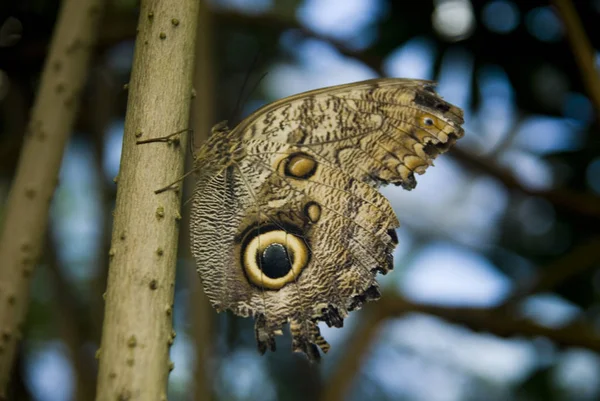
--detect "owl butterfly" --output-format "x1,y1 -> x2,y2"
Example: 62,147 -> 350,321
190,78 -> 464,361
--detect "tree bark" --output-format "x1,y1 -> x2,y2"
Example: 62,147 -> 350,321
94,0 -> 199,400
0,0 -> 103,395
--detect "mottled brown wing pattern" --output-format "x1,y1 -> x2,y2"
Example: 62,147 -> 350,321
190,78 -> 464,361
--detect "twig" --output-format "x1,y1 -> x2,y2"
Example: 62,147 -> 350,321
552,0 -> 600,117
496,236 -> 600,310
320,311 -> 386,401
379,295 -> 600,351
323,293 -> 600,401
450,147 -> 600,220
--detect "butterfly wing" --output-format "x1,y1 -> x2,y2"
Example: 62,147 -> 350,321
190,78 -> 464,360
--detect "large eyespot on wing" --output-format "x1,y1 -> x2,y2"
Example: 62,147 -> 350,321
240,225 -> 310,290
191,78 -> 465,362
227,144 -> 402,362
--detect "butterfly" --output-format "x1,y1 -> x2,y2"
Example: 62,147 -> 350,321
189,78 -> 464,361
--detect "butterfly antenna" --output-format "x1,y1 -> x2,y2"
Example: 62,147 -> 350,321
188,126 -> 196,158
230,51 -> 267,125
244,71 -> 269,113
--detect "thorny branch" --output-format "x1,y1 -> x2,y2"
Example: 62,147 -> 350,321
94,0 -> 200,399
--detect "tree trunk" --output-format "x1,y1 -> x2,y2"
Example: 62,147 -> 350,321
94,0 -> 199,400
189,1 -> 215,400
0,0 -> 104,395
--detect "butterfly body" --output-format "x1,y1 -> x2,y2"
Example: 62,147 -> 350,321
190,78 -> 464,360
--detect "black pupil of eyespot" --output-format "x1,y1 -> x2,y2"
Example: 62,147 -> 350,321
259,243 -> 292,279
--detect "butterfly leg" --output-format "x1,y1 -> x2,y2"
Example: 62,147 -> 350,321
135,128 -> 196,194
152,168 -> 198,194
136,128 -> 192,145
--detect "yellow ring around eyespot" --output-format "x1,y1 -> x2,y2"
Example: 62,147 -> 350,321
243,230 -> 309,290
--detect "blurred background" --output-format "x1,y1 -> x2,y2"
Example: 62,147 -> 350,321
1,0 -> 600,400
